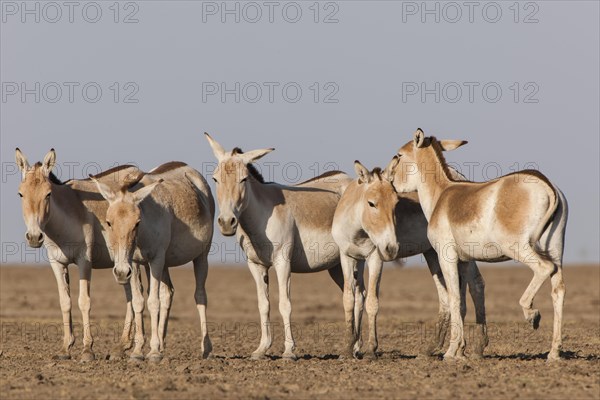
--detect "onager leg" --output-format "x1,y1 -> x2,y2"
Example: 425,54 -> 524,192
50,262 -> 74,360
422,249 -> 450,356
146,257 -> 165,362
157,268 -> 174,353
464,261 -> 488,358
130,263 -> 146,361
193,255 -> 212,359
328,264 -> 365,354
437,247 -> 465,361
275,260 -> 296,360
364,251 -> 384,360
248,262 -> 272,360
514,244 -> 555,331
109,281 -> 133,360
340,254 -> 359,358
548,266 -> 565,360
77,264 -> 95,362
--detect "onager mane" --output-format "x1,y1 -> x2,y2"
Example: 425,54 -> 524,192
231,147 -> 268,183
31,162 -> 64,185
149,161 -> 188,175
428,137 -> 456,182
299,170 -> 345,185
87,164 -> 137,180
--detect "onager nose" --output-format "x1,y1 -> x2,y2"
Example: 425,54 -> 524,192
217,215 -> 238,236
25,232 -> 44,248
113,266 -> 133,285
384,243 -> 399,260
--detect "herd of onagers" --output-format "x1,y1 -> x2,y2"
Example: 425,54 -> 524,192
14,128 -> 567,363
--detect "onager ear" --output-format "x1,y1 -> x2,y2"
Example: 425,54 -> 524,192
133,179 -> 163,205
89,176 -> 118,203
414,128 -> 426,148
354,160 -> 371,184
15,148 -> 30,178
41,149 -> 57,177
204,132 -> 226,161
439,140 -> 468,151
240,148 -> 275,164
382,155 -> 400,182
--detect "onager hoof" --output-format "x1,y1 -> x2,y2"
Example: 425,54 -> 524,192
362,350 -> 378,361
443,354 -> 467,363
147,352 -> 163,363
547,350 -> 561,362
250,352 -> 268,361
527,309 -> 541,330
201,338 -> 213,360
129,353 -> 145,362
282,352 -> 298,361
80,349 -> 95,362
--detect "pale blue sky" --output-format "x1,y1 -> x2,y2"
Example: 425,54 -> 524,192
1,1 -> 598,265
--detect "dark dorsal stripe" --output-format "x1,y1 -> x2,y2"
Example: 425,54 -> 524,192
88,164 -> 137,180
299,170 -> 344,185
149,161 -> 188,175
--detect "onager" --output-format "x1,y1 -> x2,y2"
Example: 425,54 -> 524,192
92,162 -> 215,361
15,148 -> 144,361
332,157 -> 487,359
394,129 -> 568,361
205,133 -> 361,360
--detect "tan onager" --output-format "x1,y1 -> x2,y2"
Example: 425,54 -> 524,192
15,148 -> 144,361
205,133 -> 364,360
332,157 -> 487,359
394,129 -> 567,361
92,162 -> 215,362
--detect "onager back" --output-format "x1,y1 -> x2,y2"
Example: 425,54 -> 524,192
394,129 -> 567,361
93,162 -> 215,361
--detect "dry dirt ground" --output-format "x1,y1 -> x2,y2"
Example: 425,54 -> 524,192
0,264 -> 599,399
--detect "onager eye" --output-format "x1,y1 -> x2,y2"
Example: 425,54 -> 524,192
240,177 -> 247,183
134,220 -> 141,228
368,201 -> 376,208
106,221 -> 112,228
18,192 -> 23,198
212,176 -> 218,183
46,192 -> 52,198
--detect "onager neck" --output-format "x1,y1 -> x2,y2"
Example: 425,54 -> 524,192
415,144 -> 453,220
238,177 -> 275,239
45,182 -> 83,240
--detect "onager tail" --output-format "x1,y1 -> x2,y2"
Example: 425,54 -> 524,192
531,181 -> 559,261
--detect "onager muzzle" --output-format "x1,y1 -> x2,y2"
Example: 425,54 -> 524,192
217,212 -> 238,236
112,265 -> 132,285
25,230 -> 45,248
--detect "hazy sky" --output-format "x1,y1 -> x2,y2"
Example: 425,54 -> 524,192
1,1 -> 598,265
